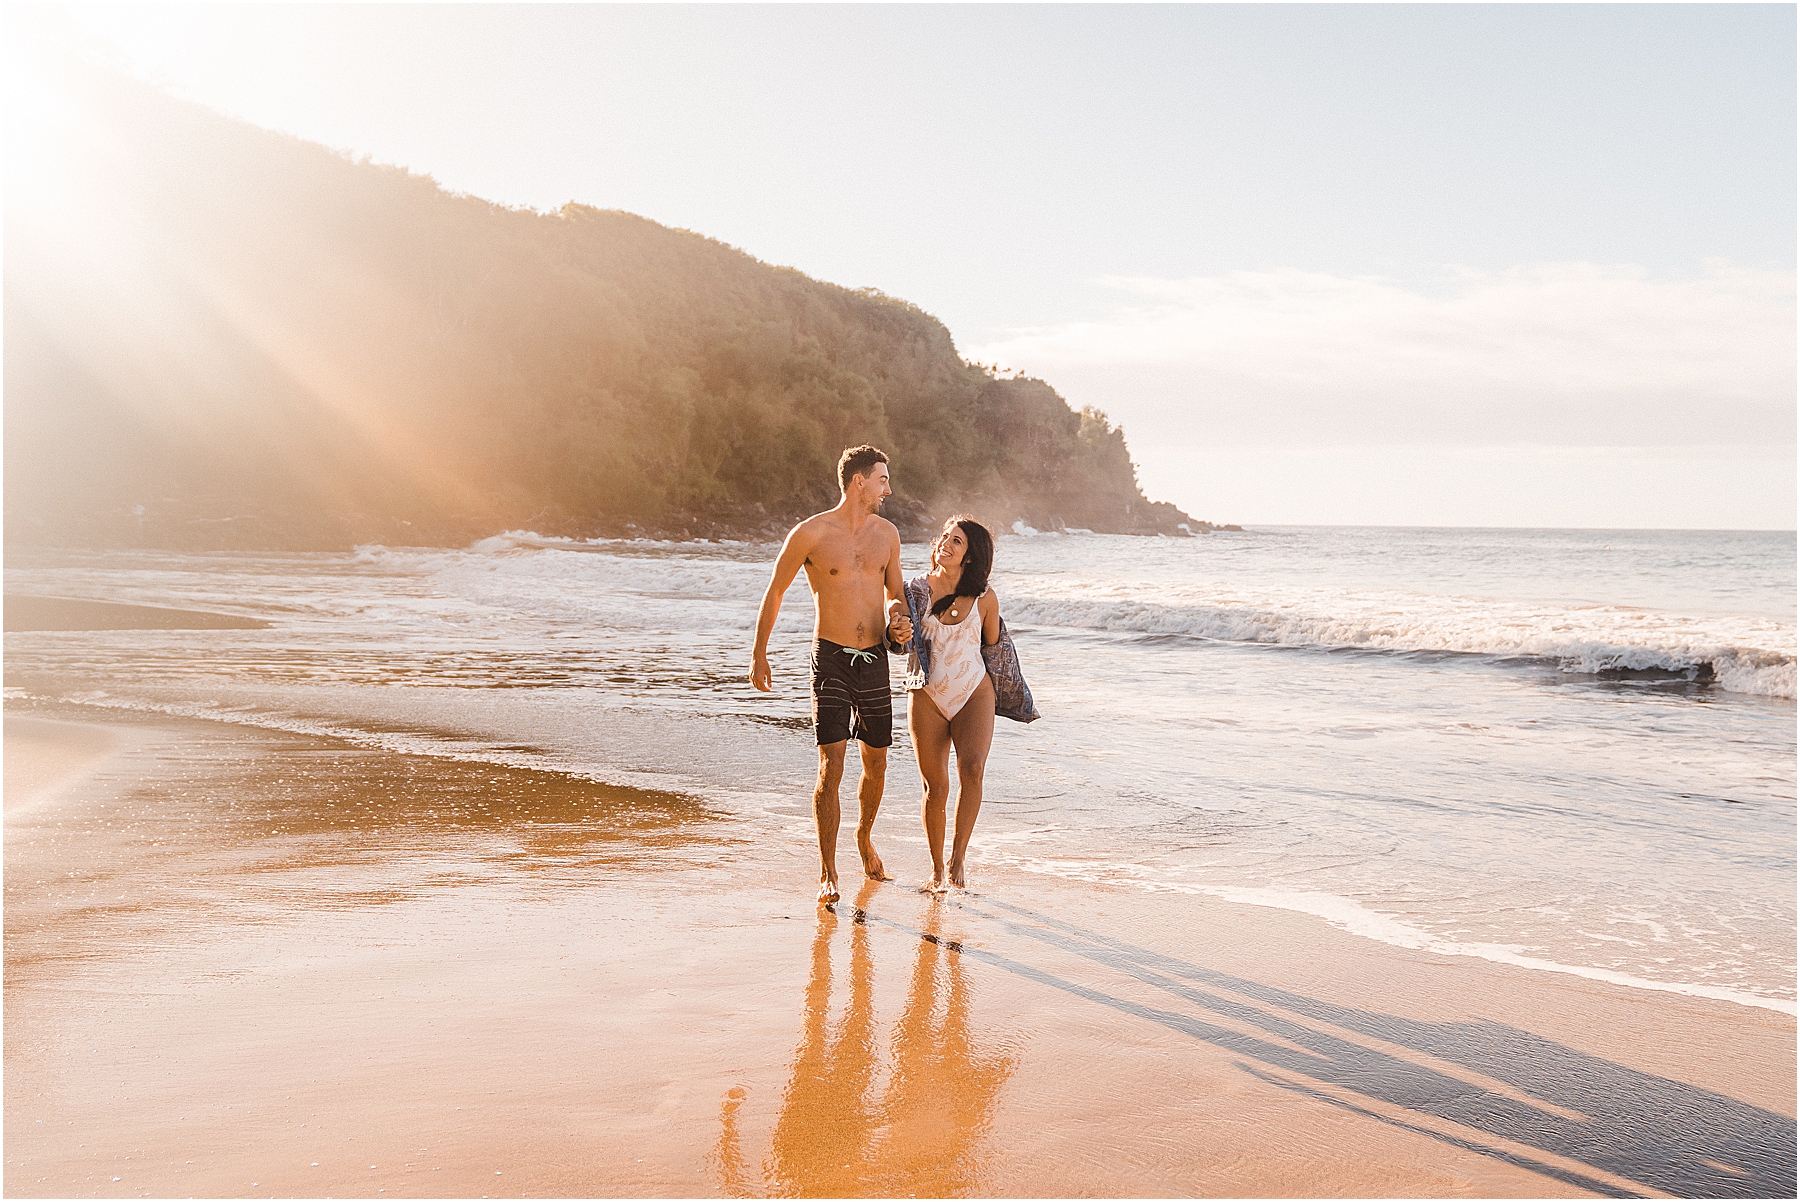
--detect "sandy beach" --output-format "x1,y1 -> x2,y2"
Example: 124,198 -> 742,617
10,5 -> 1795,1195
5,703 -> 1792,1199
4,596 -> 271,633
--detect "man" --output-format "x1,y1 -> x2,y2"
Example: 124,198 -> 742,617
751,445 -> 914,903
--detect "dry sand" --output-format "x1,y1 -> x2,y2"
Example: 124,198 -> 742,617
4,706 -> 1794,1198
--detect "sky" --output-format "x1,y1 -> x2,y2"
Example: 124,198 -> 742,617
31,3 -> 1800,528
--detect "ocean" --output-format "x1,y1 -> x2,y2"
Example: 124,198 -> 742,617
6,525 -> 1793,1013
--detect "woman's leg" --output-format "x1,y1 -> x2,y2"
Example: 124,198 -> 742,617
946,677 -> 996,888
907,690 -> 956,891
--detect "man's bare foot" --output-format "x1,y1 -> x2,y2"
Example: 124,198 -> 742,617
856,833 -> 890,881
818,878 -> 841,904
948,861 -> 968,889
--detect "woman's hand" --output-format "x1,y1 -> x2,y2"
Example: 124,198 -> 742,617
887,599 -> 914,647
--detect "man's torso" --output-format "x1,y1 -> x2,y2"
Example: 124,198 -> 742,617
800,513 -> 893,649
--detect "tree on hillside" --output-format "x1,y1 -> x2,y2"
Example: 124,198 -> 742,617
6,62 -> 1198,548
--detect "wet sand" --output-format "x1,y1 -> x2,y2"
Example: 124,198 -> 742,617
4,596 -> 270,632
4,706 -> 1794,1198
5,716 -> 125,815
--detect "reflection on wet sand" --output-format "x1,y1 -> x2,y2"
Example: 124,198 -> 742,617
762,894 -> 881,1196
714,884 -> 1016,1197
4,706 -> 727,980
877,901 -> 1018,1195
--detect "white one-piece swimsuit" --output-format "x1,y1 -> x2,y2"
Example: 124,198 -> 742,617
921,592 -> 988,719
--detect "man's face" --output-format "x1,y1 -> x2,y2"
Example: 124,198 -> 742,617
852,463 -> 892,513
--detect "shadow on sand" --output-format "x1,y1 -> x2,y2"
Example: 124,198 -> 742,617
952,893 -> 1794,1199
712,885 -> 1792,1198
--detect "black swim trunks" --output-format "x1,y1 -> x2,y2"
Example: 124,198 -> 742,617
810,638 -> 893,748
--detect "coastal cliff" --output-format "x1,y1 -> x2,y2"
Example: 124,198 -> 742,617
6,64 -> 1219,548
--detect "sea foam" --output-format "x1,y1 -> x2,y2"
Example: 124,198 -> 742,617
1002,587 -> 1796,699
439,530 -> 1797,698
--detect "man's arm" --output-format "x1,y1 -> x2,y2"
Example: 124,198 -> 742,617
882,524 -> 913,649
751,525 -> 812,692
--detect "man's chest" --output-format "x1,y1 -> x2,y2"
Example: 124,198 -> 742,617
805,533 -> 886,583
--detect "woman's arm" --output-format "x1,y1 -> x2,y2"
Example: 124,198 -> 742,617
980,588 -> 1001,646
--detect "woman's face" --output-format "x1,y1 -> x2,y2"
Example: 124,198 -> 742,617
931,523 -> 968,570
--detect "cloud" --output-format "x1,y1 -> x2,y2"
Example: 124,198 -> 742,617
968,263 -> 1795,448
1128,442 -> 1796,529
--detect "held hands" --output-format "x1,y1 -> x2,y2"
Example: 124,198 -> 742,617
887,600 -> 914,648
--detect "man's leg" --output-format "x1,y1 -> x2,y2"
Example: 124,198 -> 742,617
846,653 -> 895,882
855,742 -> 890,880
814,740 -> 847,902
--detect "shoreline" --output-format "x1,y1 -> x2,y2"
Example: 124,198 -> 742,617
6,705 -> 1793,1197
1189,884 -> 1797,1018
4,595 -> 271,632
17,689 -> 1798,1017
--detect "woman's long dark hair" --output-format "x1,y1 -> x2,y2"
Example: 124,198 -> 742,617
930,515 -> 994,617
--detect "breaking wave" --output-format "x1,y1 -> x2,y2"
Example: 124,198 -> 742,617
349,530 -> 1796,701
1004,590 -> 1795,699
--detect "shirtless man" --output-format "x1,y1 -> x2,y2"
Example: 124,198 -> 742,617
751,445 -> 914,903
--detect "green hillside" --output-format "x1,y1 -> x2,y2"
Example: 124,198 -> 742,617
6,63 -> 1206,548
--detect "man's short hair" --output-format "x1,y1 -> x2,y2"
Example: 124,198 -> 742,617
838,445 -> 889,492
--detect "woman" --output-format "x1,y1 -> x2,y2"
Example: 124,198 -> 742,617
899,516 -> 1037,892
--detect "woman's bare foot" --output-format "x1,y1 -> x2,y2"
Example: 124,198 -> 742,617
920,872 -> 950,895
948,860 -> 968,889
818,877 -> 841,904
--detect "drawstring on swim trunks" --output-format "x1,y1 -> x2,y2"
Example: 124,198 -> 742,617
841,646 -> 878,666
